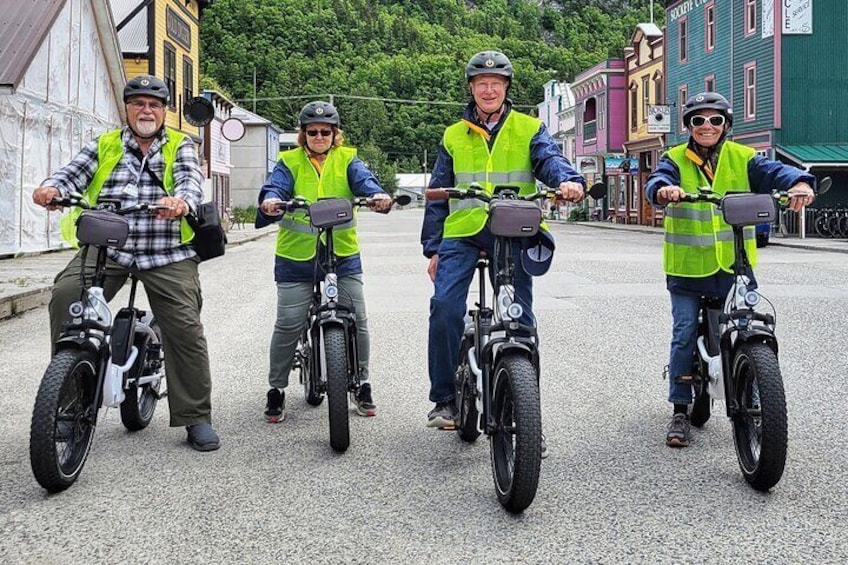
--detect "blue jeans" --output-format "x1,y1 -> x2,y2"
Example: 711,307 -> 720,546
427,236 -> 533,403
667,291 -> 703,405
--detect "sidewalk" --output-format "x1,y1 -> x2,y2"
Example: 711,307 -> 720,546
0,226 -> 276,321
565,220 -> 848,253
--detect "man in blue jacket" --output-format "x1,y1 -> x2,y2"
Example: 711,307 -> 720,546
421,51 -> 586,454
645,92 -> 815,447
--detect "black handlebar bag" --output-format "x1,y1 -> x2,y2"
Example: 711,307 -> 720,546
76,210 -> 130,247
186,202 -> 227,261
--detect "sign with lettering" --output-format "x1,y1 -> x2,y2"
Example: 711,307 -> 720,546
762,0 -> 775,38
782,0 -> 813,35
166,7 -> 191,50
647,105 -> 671,133
668,0 -> 711,23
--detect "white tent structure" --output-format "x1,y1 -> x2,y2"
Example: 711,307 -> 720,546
0,0 -> 126,256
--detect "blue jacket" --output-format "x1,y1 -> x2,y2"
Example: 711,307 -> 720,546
256,154 -> 386,282
645,142 -> 816,295
420,102 -> 585,258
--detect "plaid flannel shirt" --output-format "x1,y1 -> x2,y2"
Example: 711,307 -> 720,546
43,127 -> 204,270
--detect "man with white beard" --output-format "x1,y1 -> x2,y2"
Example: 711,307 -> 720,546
31,75 -> 221,452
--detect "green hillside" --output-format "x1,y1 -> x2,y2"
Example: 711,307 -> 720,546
200,0 -> 662,175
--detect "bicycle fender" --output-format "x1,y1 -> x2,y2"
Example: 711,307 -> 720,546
493,341 -> 539,372
734,329 -> 779,355
54,335 -> 101,355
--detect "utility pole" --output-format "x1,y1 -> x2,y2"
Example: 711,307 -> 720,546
252,67 -> 257,113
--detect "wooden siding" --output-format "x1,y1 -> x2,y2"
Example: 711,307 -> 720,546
731,0 -> 774,139
780,1 -> 848,144
153,0 -> 200,137
123,57 -> 148,78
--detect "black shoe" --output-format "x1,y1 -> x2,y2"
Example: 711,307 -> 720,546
186,423 -> 220,452
264,388 -> 285,423
666,413 -> 691,447
352,383 -> 377,417
427,401 -> 457,429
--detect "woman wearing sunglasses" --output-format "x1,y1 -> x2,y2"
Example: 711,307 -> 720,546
255,101 -> 392,423
644,91 -> 816,448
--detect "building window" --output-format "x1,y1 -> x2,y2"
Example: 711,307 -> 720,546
183,57 -> 194,106
679,17 -> 688,62
642,76 -> 650,124
744,63 -> 757,120
705,4 -> 716,51
745,0 -> 757,36
705,75 -> 715,92
164,43 -> 177,109
678,86 -> 688,132
630,83 -> 638,130
653,72 -> 663,104
583,97 -> 597,141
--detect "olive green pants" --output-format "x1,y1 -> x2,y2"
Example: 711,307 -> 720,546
49,251 -> 212,427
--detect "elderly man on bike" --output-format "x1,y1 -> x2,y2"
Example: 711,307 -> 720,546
645,92 -> 816,448
421,51 -> 585,450
31,75 -> 220,452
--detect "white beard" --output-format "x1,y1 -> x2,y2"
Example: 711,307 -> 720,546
134,119 -> 159,137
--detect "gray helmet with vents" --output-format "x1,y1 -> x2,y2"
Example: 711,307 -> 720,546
298,101 -> 340,127
123,75 -> 170,104
465,51 -> 514,81
682,92 -> 733,128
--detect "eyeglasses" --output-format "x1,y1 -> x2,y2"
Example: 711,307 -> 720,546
127,100 -> 166,111
306,129 -> 333,137
690,114 -> 726,127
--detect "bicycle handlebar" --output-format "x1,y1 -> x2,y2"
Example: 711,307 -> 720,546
271,194 -> 409,215
424,184 -> 559,203
50,193 -> 173,215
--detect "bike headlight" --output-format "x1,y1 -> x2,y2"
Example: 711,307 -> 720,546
68,302 -> 84,317
744,290 -> 760,307
325,283 -> 338,299
506,303 -> 523,320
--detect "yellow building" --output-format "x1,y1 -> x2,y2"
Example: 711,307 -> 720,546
109,0 -> 212,141
622,23 -> 665,226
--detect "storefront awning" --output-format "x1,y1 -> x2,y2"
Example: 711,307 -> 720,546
775,145 -> 848,169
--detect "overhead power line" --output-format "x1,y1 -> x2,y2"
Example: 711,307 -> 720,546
232,93 -> 536,110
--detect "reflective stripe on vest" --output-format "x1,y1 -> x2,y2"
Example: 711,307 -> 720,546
443,111 -> 540,238
59,127 -> 192,247
663,141 -> 758,277
275,146 -> 359,261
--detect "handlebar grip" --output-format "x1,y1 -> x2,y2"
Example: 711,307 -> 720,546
425,188 -> 449,201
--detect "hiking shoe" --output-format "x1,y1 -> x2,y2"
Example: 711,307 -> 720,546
264,388 -> 285,423
427,401 -> 457,429
186,423 -> 220,452
541,433 -> 549,459
352,383 -> 377,417
666,413 -> 691,447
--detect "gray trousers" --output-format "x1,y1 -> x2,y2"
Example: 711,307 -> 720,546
268,274 -> 370,389
49,251 -> 212,427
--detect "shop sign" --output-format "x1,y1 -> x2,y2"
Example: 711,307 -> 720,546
577,155 -> 598,175
782,0 -> 812,34
167,7 -> 192,50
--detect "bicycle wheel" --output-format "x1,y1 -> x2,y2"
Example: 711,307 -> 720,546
490,353 -> 541,513
814,215 -> 829,238
30,349 -> 99,492
323,326 -> 350,452
730,343 -> 787,491
120,319 -> 164,431
300,335 -> 323,406
455,336 -> 480,443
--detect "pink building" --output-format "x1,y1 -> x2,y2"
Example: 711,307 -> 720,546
572,59 -> 627,213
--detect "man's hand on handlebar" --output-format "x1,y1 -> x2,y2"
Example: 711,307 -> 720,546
786,182 -> 815,213
368,193 -> 392,213
156,196 -> 188,220
557,181 -> 585,203
656,185 -> 686,205
33,186 -> 62,210
260,198 -> 285,216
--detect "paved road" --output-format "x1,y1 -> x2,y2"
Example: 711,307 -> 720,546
1,209 -> 847,563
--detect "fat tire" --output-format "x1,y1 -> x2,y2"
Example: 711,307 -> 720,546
30,349 -> 99,493
731,343 -> 787,491
323,326 -> 350,452
455,337 -> 480,443
490,354 -> 541,513
120,320 -> 163,431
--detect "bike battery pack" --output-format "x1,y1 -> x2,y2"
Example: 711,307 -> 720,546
722,193 -> 776,227
309,198 -> 353,229
76,210 -> 130,247
488,200 -> 542,237
111,308 -> 137,366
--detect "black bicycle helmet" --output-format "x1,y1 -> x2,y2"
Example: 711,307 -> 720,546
299,101 -> 340,127
465,51 -> 514,82
682,92 -> 733,128
123,74 -> 170,104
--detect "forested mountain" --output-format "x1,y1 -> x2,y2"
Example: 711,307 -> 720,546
200,0 -> 662,177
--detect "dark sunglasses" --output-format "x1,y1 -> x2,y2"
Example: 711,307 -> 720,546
306,129 -> 333,137
690,115 -> 726,127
